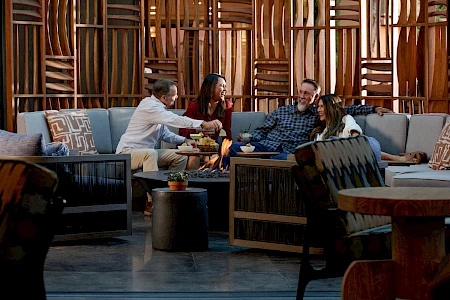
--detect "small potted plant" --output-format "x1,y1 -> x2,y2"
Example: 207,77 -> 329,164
167,171 -> 189,191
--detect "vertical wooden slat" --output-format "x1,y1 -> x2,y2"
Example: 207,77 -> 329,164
166,0 -> 175,58
344,29 -> 353,96
110,29 -> 118,106
24,25 -> 29,96
121,29 -> 129,106
33,26 -> 38,95
155,0 -> 164,57
59,0 -> 70,56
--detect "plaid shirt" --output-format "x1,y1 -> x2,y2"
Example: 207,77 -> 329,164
252,104 -> 375,153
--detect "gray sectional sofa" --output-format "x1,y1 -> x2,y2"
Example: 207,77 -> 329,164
17,108 -> 450,191
13,108 -> 450,244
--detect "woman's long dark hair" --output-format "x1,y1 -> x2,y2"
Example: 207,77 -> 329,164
196,73 -> 227,118
310,94 -> 346,140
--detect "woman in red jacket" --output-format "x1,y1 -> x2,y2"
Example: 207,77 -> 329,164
179,73 -> 233,141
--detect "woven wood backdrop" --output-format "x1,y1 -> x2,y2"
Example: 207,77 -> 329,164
4,0 -> 449,131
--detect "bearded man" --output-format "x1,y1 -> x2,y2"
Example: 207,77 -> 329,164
225,78 -> 392,162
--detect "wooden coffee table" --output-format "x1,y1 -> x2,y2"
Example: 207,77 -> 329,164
338,187 -> 450,300
236,151 -> 279,158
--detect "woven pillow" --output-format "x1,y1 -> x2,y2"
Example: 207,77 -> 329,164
45,110 -> 98,155
428,122 -> 450,170
0,130 -> 45,156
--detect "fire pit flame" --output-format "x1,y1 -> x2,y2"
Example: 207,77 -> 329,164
198,138 -> 232,172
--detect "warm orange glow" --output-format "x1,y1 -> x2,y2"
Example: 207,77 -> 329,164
199,139 -> 232,171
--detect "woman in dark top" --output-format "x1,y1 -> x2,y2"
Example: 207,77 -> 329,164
179,73 -> 233,141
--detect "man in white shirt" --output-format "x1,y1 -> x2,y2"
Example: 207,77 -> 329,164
116,79 -> 222,215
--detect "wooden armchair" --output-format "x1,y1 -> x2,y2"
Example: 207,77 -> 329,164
292,135 -> 392,299
0,159 -> 64,299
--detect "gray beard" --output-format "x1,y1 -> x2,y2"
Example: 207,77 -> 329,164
297,102 -> 308,112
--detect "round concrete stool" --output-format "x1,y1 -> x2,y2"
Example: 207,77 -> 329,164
151,187 -> 208,251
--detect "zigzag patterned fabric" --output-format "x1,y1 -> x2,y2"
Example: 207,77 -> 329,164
429,122 -> 450,170
45,110 -> 98,155
295,135 -> 390,236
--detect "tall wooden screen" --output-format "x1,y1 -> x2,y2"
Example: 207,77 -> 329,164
3,0 -> 450,131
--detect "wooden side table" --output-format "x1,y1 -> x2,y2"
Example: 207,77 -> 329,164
338,187 -> 450,300
152,188 -> 209,251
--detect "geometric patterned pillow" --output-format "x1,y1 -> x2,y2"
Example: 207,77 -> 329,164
428,122 -> 450,170
45,110 -> 98,155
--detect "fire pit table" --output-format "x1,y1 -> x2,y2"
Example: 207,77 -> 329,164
134,171 -> 230,232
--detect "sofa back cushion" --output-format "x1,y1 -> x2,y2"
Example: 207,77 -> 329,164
60,109 -> 112,154
231,112 -> 267,141
108,107 -> 137,152
17,111 -> 53,143
405,114 -> 448,161
363,113 -> 408,155
294,136 -> 390,235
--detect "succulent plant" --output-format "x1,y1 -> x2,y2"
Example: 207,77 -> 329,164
167,171 -> 189,182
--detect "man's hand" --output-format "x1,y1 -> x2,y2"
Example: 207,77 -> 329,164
184,139 -> 196,146
201,120 -> 222,131
375,107 -> 393,116
237,133 -> 253,142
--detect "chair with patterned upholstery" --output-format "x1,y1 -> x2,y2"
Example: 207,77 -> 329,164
292,135 -> 392,299
0,159 -> 64,300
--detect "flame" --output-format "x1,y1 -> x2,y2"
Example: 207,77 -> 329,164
199,139 -> 232,171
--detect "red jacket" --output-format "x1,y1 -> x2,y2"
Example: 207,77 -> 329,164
179,100 -> 233,141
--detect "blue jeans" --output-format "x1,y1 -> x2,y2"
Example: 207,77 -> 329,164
223,142 -> 290,168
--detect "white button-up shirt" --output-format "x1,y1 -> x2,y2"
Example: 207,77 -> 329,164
116,95 -> 203,153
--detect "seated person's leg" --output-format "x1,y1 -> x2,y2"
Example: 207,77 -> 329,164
156,149 -> 188,170
120,148 -> 158,216
121,148 -> 158,171
269,152 -> 290,160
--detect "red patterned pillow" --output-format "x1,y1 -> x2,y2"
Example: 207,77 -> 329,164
45,110 -> 98,155
428,122 -> 450,170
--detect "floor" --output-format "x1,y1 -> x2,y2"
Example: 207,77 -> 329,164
44,212 -> 342,300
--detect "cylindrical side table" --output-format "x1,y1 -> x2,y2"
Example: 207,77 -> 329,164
151,187 -> 208,251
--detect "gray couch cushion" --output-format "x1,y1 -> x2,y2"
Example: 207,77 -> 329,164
60,109 -> 112,154
108,107 -> 137,152
384,164 -> 430,186
17,111 -> 53,143
363,113 -> 408,155
231,112 -> 267,141
405,114 -> 448,160
391,169 -> 450,187
0,130 -> 45,156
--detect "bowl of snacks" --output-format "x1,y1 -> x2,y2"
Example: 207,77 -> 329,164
177,143 -> 193,152
197,137 -> 219,152
240,143 -> 255,153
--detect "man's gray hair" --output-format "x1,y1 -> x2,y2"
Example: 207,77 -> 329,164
152,79 -> 176,98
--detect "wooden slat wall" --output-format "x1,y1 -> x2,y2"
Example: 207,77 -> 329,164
4,0 -> 450,131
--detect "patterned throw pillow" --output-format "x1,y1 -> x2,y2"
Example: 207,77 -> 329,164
45,110 -> 98,155
428,122 -> 450,170
0,130 -> 45,156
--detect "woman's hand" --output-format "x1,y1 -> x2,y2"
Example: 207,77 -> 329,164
237,132 -> 253,142
375,107 -> 393,116
201,120 -> 222,131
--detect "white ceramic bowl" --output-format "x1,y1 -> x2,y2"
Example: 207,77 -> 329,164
240,145 -> 255,153
178,145 -> 193,152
